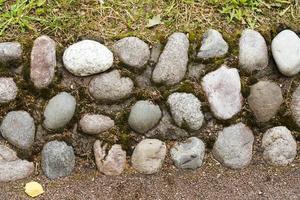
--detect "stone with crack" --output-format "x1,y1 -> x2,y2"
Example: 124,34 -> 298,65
93,140 -> 126,176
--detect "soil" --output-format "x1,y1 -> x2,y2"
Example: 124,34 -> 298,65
0,144 -> 299,200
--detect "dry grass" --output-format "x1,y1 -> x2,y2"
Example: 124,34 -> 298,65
0,0 -> 299,47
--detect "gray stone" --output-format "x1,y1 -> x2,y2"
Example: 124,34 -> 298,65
271,30 -> 300,76
0,160 -> 34,182
94,140 -> 126,175
262,126 -> 297,166
135,65 -> 153,88
197,29 -> 228,59
0,111 -> 35,150
0,145 -> 34,182
63,40 -> 113,76
131,139 -> 166,174
88,70 -> 134,102
239,29 -> 268,73
128,100 -> 162,133
43,92 -> 76,130
0,42 -> 22,66
30,35 -> 56,88
0,145 -> 18,161
41,140 -> 75,179
149,43 -> 162,65
146,108 -> 189,139
201,65 -> 243,120
187,63 -> 205,80
0,78 -> 17,103
79,114 -> 114,135
113,37 -> 150,68
248,81 -> 283,122
170,137 -> 205,169
291,84 -> 300,128
167,93 -> 204,130
152,33 -> 189,85
213,123 -> 254,169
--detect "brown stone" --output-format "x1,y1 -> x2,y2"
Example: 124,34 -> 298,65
30,35 -> 56,88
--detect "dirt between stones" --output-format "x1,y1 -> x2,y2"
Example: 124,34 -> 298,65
0,147 -> 299,200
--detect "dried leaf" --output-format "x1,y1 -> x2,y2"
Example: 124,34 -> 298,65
25,181 -> 44,198
146,15 -> 162,28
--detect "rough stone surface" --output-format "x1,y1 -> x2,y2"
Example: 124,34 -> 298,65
146,108 -> 189,139
63,40 -> 113,76
0,145 -> 18,161
291,84 -> 300,128
187,63 -> 205,80
262,126 -> 297,166
131,139 -> 166,174
167,93 -> 204,130
0,78 -> 17,103
248,81 -> 283,122
197,29 -> 228,59
79,114 -> 114,135
113,37 -> 150,68
43,92 -> 76,130
149,43 -> 162,65
201,65 -> 243,120
152,33 -> 189,85
0,42 -> 22,66
239,29 -> 268,72
170,137 -> 205,169
88,70 -> 134,102
128,100 -> 162,134
30,35 -> 56,88
135,65 -> 153,88
271,30 -> 300,76
0,111 -> 35,150
41,141 -> 75,179
213,123 -> 254,169
0,145 -> 34,182
94,140 -> 126,176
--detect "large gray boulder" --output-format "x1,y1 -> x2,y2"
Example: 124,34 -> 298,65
113,37 -> 150,68
0,145 -> 34,182
88,70 -> 134,102
0,78 -> 18,103
262,126 -> 297,166
30,35 -> 56,88
0,111 -> 35,150
43,92 -> 76,130
213,123 -> 254,169
201,65 -> 243,120
63,40 -> 113,76
167,92 -> 204,130
152,33 -> 189,85
248,81 -> 283,122
128,100 -> 162,134
197,29 -> 228,59
94,140 -> 126,176
239,29 -> 268,73
170,137 -> 205,169
291,84 -> 300,128
0,42 -> 22,66
79,114 -> 114,135
41,141 -> 75,179
271,30 -> 300,76
131,139 -> 166,174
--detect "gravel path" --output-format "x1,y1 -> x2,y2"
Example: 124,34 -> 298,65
1,153 -> 299,200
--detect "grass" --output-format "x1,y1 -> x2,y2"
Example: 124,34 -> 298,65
0,0 -> 299,46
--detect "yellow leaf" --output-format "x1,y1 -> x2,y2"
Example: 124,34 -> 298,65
25,181 -> 44,198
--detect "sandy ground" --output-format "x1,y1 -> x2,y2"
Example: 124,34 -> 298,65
1,149 -> 299,200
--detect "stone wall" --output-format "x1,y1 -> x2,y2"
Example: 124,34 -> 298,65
0,29 -> 299,181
